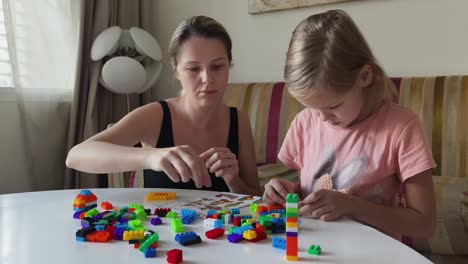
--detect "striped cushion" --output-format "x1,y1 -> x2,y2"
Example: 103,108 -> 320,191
398,76 -> 468,178
257,163 -> 299,191
413,176 -> 468,255
224,83 -> 304,165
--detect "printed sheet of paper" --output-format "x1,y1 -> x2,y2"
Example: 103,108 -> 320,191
146,193 -> 260,217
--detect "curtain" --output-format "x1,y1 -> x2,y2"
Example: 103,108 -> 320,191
64,0 -> 155,189
0,0 -> 80,194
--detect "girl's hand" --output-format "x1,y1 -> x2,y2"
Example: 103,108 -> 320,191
299,189 -> 355,221
146,145 -> 211,188
263,178 -> 300,206
200,148 -> 239,184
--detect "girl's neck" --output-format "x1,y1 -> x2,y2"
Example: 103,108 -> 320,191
349,93 -> 385,127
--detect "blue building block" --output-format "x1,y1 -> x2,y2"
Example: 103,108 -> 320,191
175,231 -> 202,246
207,209 -> 217,216
75,236 -> 86,242
232,225 -> 253,235
272,236 -> 286,250
230,208 -> 240,215
181,208 -> 197,224
144,247 -> 157,258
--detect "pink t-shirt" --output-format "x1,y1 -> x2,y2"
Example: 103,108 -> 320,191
278,102 -> 436,207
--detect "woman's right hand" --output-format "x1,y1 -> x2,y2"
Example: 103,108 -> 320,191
145,145 -> 211,188
263,178 -> 300,206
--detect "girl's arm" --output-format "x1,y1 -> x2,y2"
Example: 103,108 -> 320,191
351,169 -> 436,238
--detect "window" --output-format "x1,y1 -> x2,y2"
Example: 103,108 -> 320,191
0,1 -> 15,89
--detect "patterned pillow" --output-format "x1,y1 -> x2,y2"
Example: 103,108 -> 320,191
412,176 -> 468,254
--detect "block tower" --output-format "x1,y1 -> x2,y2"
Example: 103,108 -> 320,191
285,193 -> 299,261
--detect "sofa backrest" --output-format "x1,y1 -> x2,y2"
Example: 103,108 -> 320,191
224,76 -> 468,178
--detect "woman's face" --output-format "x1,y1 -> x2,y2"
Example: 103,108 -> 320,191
175,36 -> 230,106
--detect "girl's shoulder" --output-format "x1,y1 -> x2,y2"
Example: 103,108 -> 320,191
293,108 -> 319,124
380,102 -> 421,124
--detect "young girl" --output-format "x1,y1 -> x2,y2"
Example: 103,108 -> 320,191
263,10 -> 436,239
66,16 -> 261,196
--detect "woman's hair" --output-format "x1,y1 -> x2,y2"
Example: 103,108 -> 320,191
284,10 -> 396,101
168,16 -> 232,69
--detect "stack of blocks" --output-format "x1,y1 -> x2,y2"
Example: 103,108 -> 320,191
73,190 -> 97,212
286,193 -> 299,261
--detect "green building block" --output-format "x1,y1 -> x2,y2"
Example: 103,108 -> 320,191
308,245 -> 321,255
250,203 -> 258,214
85,208 -> 99,218
139,233 -> 159,252
286,193 -> 299,203
166,211 -> 178,218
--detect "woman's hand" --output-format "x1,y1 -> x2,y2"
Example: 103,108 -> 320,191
200,148 -> 239,184
299,189 -> 355,221
263,178 -> 300,206
146,145 -> 211,188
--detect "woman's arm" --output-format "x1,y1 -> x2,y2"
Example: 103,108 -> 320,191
66,102 -> 211,188
66,103 -> 163,173
228,111 -> 262,196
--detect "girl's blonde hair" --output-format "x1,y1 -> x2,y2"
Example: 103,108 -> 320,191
284,10 -> 396,101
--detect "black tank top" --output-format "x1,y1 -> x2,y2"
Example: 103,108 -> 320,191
143,101 -> 238,191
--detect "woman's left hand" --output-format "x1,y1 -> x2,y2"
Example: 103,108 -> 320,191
200,148 -> 239,184
298,189 -> 356,221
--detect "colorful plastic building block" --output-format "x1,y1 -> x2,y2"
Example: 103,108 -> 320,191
286,193 -> 299,261
100,201 -> 113,210
227,233 -> 244,243
175,231 -> 202,246
123,230 -> 144,240
166,249 -> 183,264
171,218 -> 185,233
272,236 -> 286,250
145,191 -> 176,201
139,233 -> 159,252
154,208 -> 171,217
166,211 -> 178,219
246,228 -> 267,242
308,244 -> 321,255
86,231 -> 111,242
73,189 -> 97,212
204,218 -> 223,230
144,247 -> 157,258
181,208 -> 197,224
150,217 -> 162,225
205,228 -> 225,239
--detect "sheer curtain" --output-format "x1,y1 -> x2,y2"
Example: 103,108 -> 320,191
0,0 -> 80,193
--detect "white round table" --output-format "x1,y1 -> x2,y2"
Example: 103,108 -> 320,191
0,188 -> 431,264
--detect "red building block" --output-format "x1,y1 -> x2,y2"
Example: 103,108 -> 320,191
100,201 -> 113,210
167,249 -> 183,264
205,228 -> 225,239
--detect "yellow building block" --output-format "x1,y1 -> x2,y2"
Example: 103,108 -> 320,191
123,230 -> 145,241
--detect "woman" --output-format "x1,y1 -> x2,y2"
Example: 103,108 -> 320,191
66,16 -> 261,196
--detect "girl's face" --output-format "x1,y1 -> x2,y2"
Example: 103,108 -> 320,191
175,36 -> 230,106
296,66 -> 373,128
297,86 -> 365,128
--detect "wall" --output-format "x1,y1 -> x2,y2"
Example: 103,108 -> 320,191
151,0 -> 468,99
